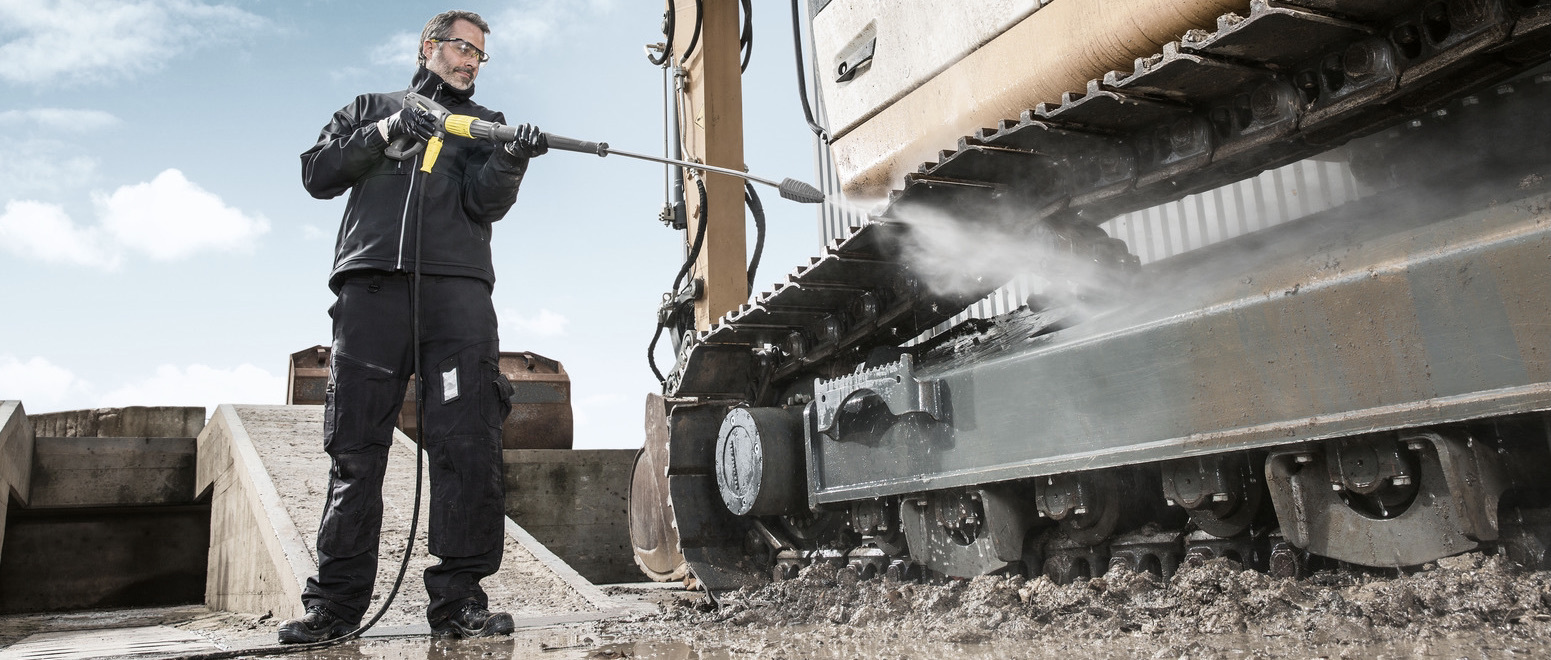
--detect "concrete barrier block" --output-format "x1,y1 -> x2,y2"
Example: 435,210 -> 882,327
1,401 -> 33,502
29,437 -> 199,508
503,449 -> 640,584
29,407 -> 205,439
196,405 -> 311,618
1,401 -> 35,567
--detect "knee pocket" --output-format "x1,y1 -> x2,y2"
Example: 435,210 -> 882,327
427,435 -> 506,557
318,449 -> 390,557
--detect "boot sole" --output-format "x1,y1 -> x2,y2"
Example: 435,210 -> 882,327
277,622 -> 355,644
430,612 -> 515,638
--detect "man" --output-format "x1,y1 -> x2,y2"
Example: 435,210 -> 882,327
282,10 -> 547,643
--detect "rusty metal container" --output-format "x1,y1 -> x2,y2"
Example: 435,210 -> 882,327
285,346 -> 573,449
285,346 -> 331,406
498,352 -> 573,450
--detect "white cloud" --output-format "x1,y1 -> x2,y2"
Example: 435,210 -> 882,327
0,200 -> 120,269
0,139 -> 99,199
1,169 -> 268,268
0,355 -> 91,411
488,1 -> 617,57
302,224 -> 332,241
96,169 -> 271,260
0,109 -> 121,133
501,308 -> 569,337
370,31 -> 419,69
0,357 -> 282,415
100,363 -> 284,410
365,2 -> 616,73
0,0 -> 266,86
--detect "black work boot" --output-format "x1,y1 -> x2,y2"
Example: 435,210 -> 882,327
277,604 -> 356,644
431,602 -> 516,638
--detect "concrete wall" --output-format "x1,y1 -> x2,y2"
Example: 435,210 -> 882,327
195,405 -> 310,619
503,449 -> 640,584
0,401 -> 35,567
1,403 -> 211,613
29,437 -> 197,508
0,506 -> 209,613
29,407 -> 205,439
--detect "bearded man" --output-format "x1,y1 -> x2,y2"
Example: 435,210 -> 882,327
283,9 -> 547,642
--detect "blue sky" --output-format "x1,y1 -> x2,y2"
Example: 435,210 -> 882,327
0,0 -> 824,449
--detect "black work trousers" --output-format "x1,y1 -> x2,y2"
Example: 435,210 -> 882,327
302,271 -> 511,625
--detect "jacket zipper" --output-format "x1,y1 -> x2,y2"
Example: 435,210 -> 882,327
395,84 -> 443,271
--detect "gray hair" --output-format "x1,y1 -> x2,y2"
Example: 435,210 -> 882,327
418,10 -> 490,66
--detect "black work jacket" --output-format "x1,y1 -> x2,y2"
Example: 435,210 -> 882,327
301,67 -> 527,292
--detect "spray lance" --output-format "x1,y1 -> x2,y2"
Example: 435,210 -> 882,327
386,92 -> 825,204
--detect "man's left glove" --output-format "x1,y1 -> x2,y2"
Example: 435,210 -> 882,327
504,124 -> 548,159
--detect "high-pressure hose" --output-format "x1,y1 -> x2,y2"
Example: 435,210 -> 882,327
789,0 -> 827,142
646,0 -> 677,66
649,179 -> 710,385
682,0 -> 704,60
739,0 -> 753,73
745,182 -> 765,292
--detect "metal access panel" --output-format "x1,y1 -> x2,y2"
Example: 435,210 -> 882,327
811,0 -> 1042,138
806,188 -> 1551,503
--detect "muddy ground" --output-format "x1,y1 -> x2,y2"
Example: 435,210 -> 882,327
3,553 -> 1547,658
593,553 -> 1551,659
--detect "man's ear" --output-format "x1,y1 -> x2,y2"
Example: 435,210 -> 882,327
421,40 -> 435,62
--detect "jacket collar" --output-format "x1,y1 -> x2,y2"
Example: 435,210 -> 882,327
410,65 -> 475,104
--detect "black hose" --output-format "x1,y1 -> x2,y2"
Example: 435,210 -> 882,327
647,0 -> 678,66
744,182 -> 764,293
682,0 -> 704,60
739,0 -> 753,73
674,179 -> 711,295
649,178 -> 710,386
789,0 -> 828,141
170,156 -> 431,660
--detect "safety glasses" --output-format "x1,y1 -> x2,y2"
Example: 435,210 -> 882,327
429,38 -> 489,64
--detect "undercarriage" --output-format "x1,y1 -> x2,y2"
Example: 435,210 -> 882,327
630,0 -> 1551,591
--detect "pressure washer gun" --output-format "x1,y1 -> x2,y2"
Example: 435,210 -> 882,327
384,92 -> 825,204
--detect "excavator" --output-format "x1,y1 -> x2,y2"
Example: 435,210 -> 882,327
626,0 -> 1551,591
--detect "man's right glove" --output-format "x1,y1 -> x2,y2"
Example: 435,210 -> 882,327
505,124 -> 548,159
378,107 -> 437,143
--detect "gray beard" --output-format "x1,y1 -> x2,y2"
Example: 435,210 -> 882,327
427,56 -> 473,91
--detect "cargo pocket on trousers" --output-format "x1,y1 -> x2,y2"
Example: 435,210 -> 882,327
480,356 -> 514,433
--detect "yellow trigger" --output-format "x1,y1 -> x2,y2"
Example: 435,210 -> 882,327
420,136 -> 444,173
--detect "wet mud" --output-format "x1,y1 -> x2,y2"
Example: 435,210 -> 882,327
595,553 -> 1551,659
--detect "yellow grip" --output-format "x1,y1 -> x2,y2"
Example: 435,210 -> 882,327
444,115 -> 476,139
420,136 -> 444,173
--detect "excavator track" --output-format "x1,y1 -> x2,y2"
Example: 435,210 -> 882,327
673,0 -> 1551,398
648,0 -> 1551,590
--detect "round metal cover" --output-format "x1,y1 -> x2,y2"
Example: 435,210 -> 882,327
716,408 -> 765,515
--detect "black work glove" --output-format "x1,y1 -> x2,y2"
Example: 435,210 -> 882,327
505,124 -> 548,158
380,107 -> 437,142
